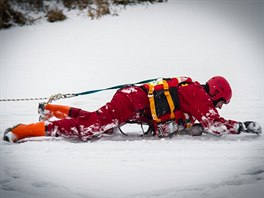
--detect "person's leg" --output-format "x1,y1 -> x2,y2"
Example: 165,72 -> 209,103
45,104 -> 70,119
44,86 -> 150,141
38,103 -> 70,120
4,86 -> 150,142
4,102 -> 119,142
3,122 -> 46,143
45,92 -> 135,141
39,103 -> 91,120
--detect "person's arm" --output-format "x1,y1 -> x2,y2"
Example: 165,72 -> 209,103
190,103 -> 261,135
182,84 -> 261,135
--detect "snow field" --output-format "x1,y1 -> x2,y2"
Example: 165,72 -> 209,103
0,0 -> 263,197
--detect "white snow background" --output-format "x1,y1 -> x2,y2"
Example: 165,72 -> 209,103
0,0 -> 263,198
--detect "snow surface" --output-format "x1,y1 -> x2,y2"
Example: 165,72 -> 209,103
0,0 -> 263,198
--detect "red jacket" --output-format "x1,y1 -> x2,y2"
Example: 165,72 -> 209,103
141,77 -> 239,135
176,79 -> 239,134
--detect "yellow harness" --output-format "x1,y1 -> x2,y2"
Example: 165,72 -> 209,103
148,80 -> 176,123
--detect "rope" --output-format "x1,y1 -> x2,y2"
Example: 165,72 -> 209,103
0,78 -> 157,103
0,97 -> 49,102
46,93 -> 77,103
0,93 -> 77,103
77,78 -> 157,96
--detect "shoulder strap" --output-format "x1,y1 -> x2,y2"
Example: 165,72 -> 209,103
147,79 -> 178,123
162,80 -> 175,120
148,83 -> 161,123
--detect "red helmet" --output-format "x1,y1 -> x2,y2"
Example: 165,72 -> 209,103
206,76 -> 232,104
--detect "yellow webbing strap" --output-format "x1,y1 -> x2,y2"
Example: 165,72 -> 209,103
148,84 -> 161,122
162,80 -> 175,120
148,80 -> 177,122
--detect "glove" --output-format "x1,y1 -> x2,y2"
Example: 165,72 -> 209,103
187,123 -> 204,136
238,121 -> 262,135
157,121 -> 179,137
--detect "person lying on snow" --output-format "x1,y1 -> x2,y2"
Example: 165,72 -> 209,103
3,76 -> 262,143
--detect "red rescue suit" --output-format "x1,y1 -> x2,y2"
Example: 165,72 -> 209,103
45,77 -> 239,141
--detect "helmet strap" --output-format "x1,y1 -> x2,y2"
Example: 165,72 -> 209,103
203,84 -> 210,95
212,98 -> 226,107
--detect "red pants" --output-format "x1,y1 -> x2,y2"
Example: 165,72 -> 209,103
46,86 -> 151,141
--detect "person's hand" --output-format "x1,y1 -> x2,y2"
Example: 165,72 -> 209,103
238,121 -> 262,135
187,123 -> 204,136
157,121 -> 178,137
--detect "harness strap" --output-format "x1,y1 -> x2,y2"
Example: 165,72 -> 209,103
148,79 -> 178,123
143,77 -> 195,135
148,84 -> 161,123
163,80 -> 175,120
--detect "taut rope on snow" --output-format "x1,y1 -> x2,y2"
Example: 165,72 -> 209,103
0,93 -> 77,103
0,97 -> 50,102
0,78 -> 157,103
